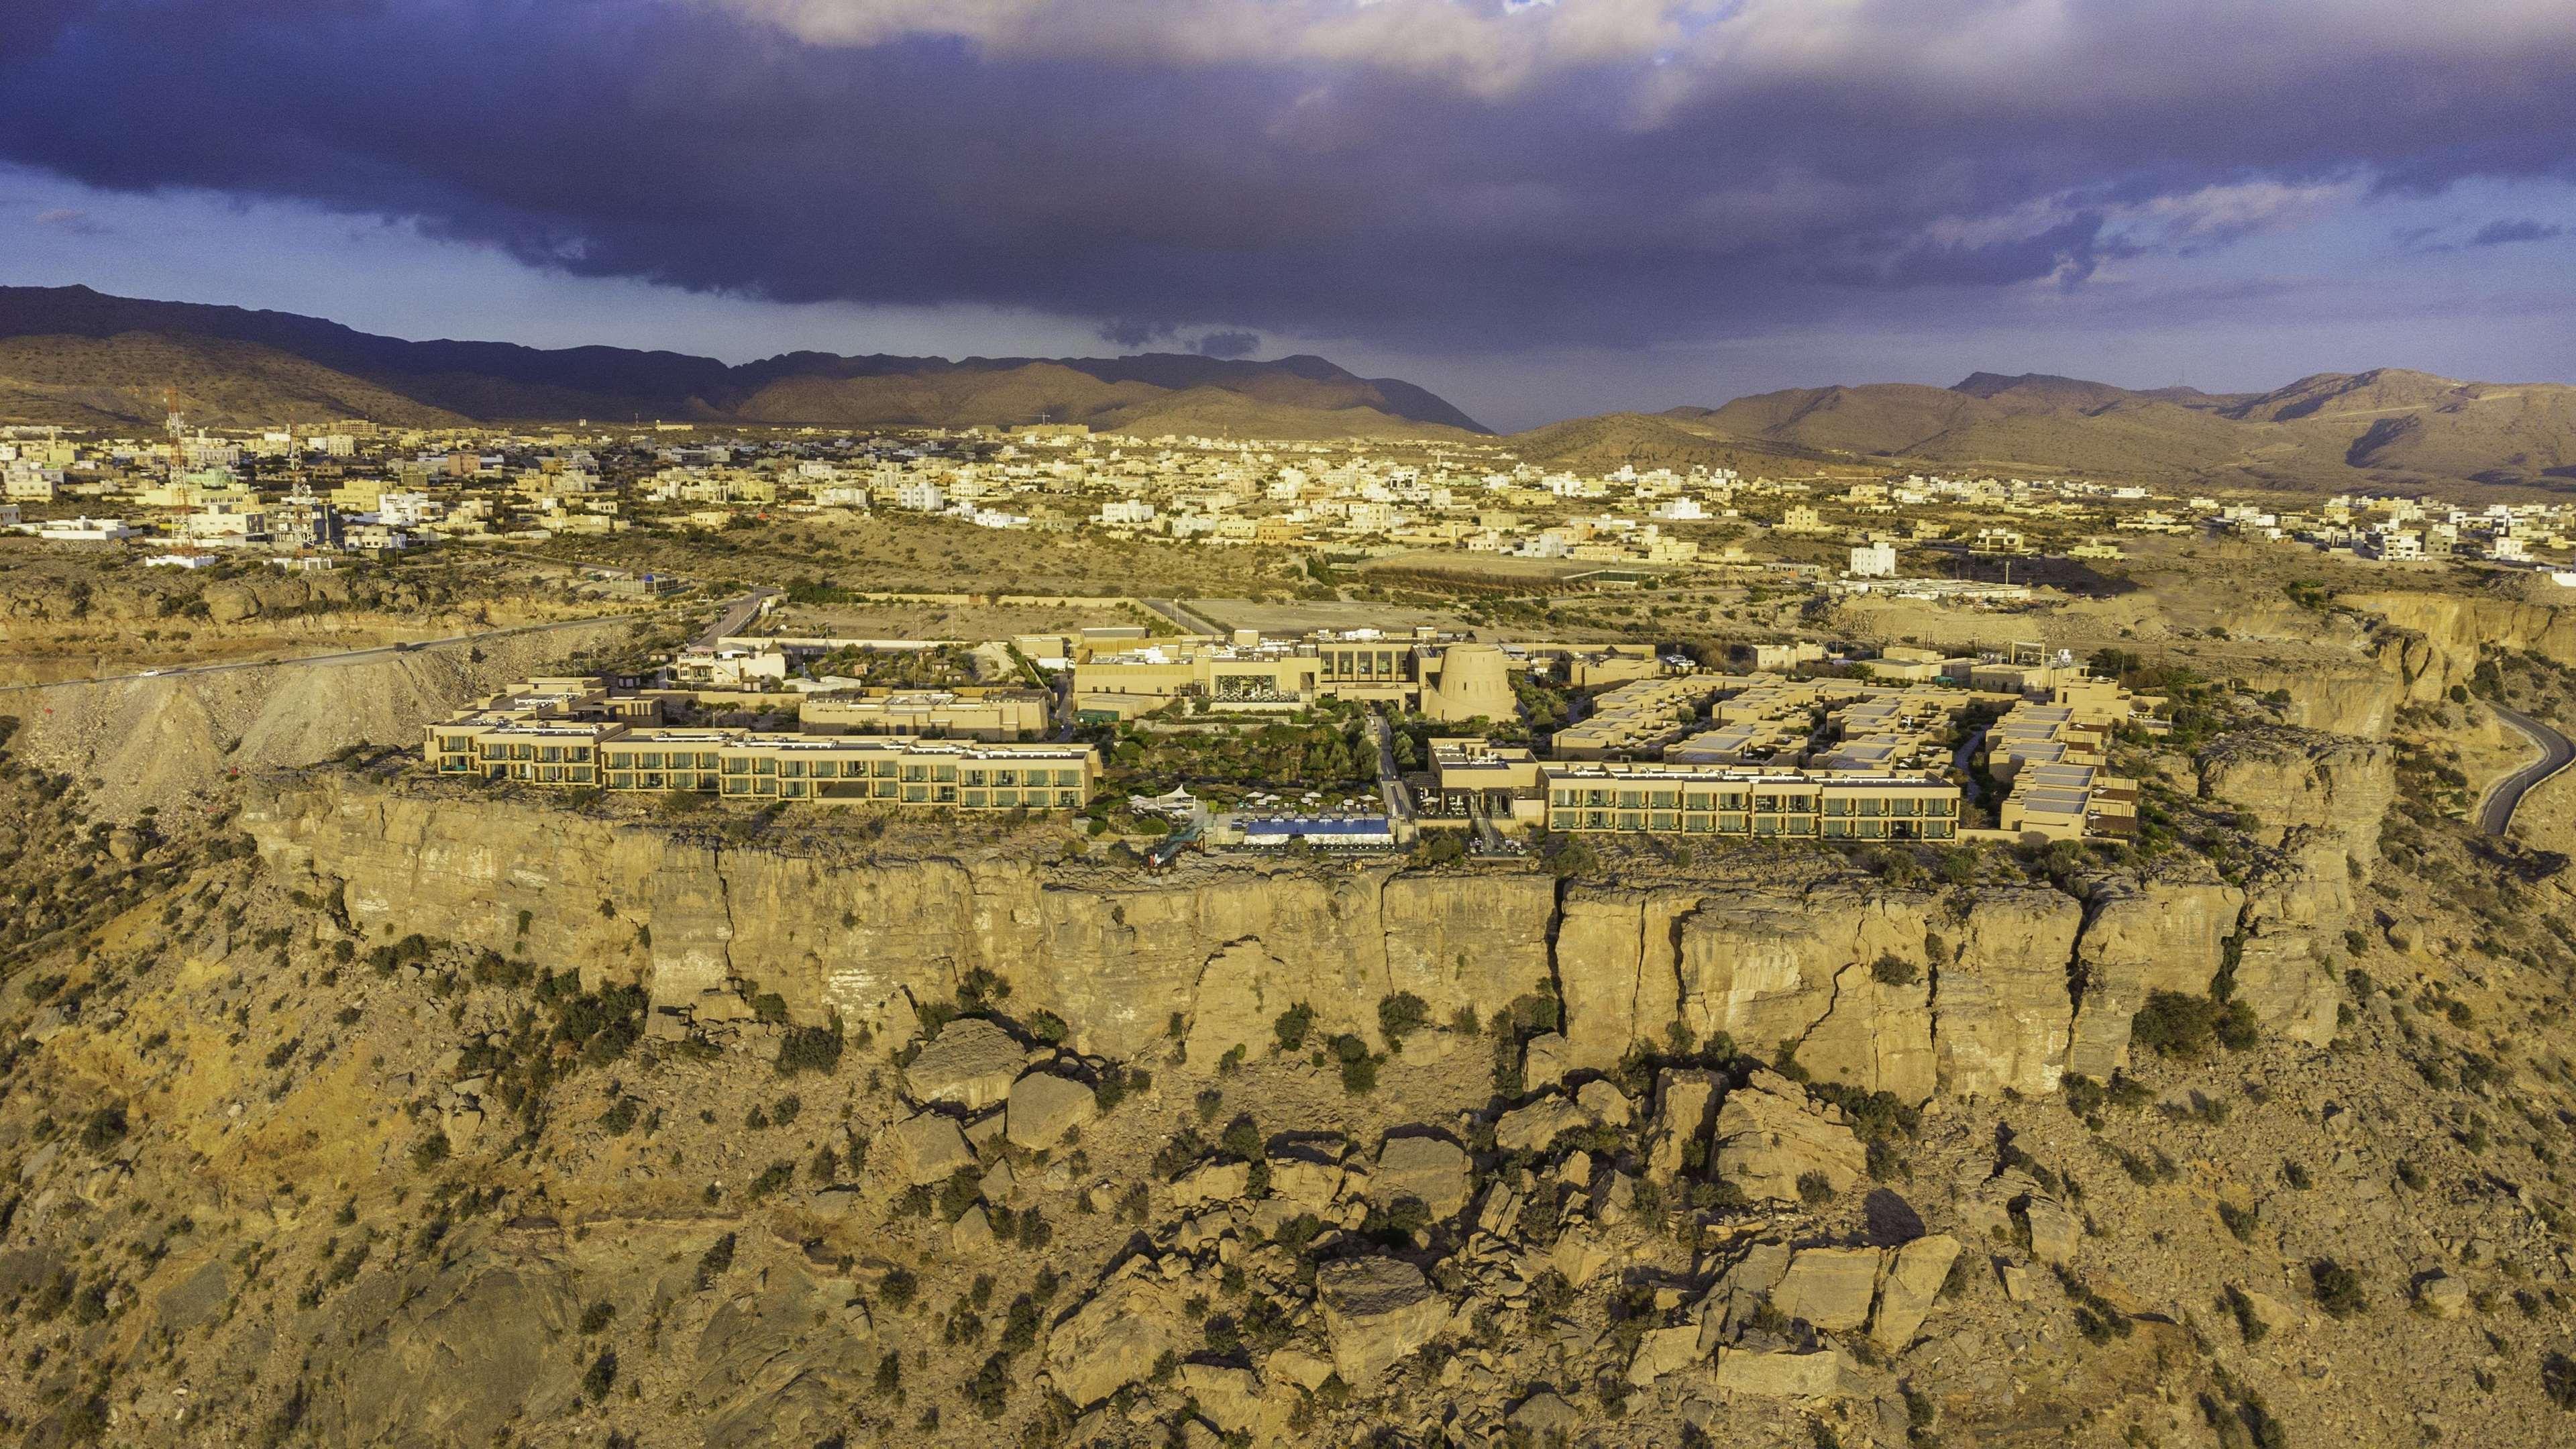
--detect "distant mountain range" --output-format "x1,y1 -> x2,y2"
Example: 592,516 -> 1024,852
0,285 -> 1489,438
1514,369 -> 2576,492
6,285 -> 2574,492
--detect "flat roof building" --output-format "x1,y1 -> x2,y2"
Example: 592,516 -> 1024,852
1068,629 -> 1520,723
799,687 -> 1053,740
1542,760 -> 1960,841
1979,682 -> 2155,840
423,677 -> 1096,809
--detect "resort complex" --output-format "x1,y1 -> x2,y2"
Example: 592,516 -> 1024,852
419,620 -> 2161,847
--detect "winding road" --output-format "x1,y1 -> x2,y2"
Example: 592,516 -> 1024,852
2478,702 -> 2575,837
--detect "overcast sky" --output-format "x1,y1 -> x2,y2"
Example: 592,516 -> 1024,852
6,1 -> 2575,431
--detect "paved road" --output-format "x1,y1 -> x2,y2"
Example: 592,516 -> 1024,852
2479,702 -> 2575,836
1366,709 -> 1416,837
1142,598 -> 1228,637
0,612 -> 646,694
694,587 -> 780,649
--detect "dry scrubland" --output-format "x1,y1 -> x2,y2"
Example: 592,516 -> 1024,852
1,609 -> 672,816
530,515 -> 1310,601
7,545 -> 2576,1448
0,544 -> 645,685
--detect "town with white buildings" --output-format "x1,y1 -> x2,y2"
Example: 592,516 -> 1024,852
8,413 -> 2576,594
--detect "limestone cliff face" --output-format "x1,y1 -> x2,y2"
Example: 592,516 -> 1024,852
243,779 -> 1557,1063
2353,590 -> 2576,704
2199,727 -> 2396,1043
2067,877 -> 2248,1079
1540,883 -> 2070,1100
1676,886 -> 1939,1099
1554,887 -> 1702,1074
244,751 -> 2383,1099
2230,661 -> 2402,739
1935,888 -> 2088,1097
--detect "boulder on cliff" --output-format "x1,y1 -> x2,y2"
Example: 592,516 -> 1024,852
1870,1234 -> 1962,1350
1770,1246 -> 1880,1331
1714,1070 -> 1867,1204
1316,1256 -> 1447,1390
1046,1265 -> 1184,1407
1711,1344 -> 1866,1399
886,1112 -> 977,1187
1372,1134 -> 1472,1220
1495,1093 -> 1594,1153
1644,1068 -> 1721,1181
1004,1070 -> 1097,1150
901,1018 -> 1025,1110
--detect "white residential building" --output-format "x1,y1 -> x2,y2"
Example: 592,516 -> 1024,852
2359,529 -> 2422,561
36,517 -> 140,541
377,492 -> 439,526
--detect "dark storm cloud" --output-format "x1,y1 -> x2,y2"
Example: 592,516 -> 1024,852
1191,331 -> 1262,360
1,1 -> 2572,354
1097,321 -> 1179,350
2469,218 -> 2565,247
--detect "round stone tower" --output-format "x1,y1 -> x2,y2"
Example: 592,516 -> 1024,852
1428,643 -> 1513,722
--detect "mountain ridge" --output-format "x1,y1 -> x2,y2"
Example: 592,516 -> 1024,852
9,286 -> 2576,490
1513,366 -> 2576,492
0,284 -> 1489,435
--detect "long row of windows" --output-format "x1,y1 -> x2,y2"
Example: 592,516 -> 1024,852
470,741 -> 597,763
1548,786 -> 1955,816
706,777 -> 1083,808
1548,809 -> 1956,840
467,759 -> 1087,810
608,771 -> 721,792
590,747 -> 1081,784
604,749 -> 722,769
486,762 -> 598,785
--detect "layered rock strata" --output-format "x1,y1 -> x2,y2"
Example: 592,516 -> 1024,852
245,741 -> 2390,1099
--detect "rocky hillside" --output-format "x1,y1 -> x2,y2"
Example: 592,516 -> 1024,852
1510,370 -> 2576,494
1,613 -> 654,816
0,550 -> 625,685
0,286 -> 1487,436
11,590 -> 2576,1448
4,704 -> 2576,1447
0,332 -> 466,430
